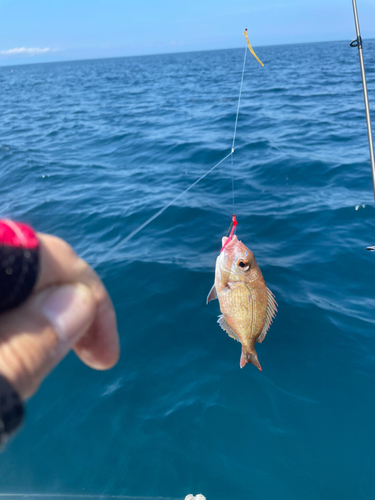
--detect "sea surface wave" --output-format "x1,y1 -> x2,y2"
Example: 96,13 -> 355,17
1,40 -> 375,499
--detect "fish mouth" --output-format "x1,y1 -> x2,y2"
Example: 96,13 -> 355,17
221,234 -> 238,251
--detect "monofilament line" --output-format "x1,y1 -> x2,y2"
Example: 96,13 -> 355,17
230,154 -> 235,213
231,46 -> 247,154
94,150 -> 234,267
93,46 -> 248,269
230,46 -> 247,214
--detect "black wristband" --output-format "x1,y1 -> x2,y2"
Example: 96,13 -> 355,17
0,375 -> 24,448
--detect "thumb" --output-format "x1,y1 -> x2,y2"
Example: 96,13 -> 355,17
0,283 -> 96,400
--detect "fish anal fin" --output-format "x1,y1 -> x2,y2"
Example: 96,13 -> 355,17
206,284 -> 217,305
256,287 -> 278,343
217,315 -> 240,343
240,348 -> 262,371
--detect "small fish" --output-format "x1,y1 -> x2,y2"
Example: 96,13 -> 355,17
207,234 -> 277,371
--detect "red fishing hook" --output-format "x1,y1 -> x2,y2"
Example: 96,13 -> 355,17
221,215 -> 237,252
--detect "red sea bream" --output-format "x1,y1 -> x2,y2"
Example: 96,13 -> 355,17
207,234 -> 277,371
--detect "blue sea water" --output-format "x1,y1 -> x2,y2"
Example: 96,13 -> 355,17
0,40 -> 375,499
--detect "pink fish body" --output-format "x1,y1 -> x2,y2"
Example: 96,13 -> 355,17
207,234 -> 277,371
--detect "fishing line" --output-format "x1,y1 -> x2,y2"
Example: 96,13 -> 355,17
231,46 -> 247,154
94,37 -> 252,268
94,150 -> 234,267
230,45 -> 248,215
230,154 -> 235,213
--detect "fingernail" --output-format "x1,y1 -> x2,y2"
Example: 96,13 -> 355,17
40,284 -> 94,344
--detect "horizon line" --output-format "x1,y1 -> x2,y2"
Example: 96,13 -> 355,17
1,37 -> 374,70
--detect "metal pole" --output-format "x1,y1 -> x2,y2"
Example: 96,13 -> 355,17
351,0 -> 375,200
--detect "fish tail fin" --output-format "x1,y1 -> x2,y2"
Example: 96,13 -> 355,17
240,348 -> 262,371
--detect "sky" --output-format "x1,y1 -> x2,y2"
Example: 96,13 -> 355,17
0,0 -> 374,66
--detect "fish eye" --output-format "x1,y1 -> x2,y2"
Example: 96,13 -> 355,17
237,259 -> 250,271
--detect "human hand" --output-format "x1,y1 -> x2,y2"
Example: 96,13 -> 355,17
0,232 -> 119,400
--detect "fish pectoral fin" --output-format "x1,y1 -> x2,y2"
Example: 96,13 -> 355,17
256,287 -> 278,343
206,284 -> 217,304
217,315 -> 240,343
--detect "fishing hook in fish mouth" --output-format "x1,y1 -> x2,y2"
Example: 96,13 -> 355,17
221,214 -> 238,252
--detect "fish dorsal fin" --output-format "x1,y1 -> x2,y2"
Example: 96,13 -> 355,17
256,287 -> 278,343
217,315 -> 240,343
206,284 -> 217,304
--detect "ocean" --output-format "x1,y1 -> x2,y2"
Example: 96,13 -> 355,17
0,40 -> 375,499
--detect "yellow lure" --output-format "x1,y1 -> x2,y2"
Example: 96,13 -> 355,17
244,29 -> 264,67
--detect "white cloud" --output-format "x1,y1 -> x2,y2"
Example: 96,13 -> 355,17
0,47 -> 57,56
